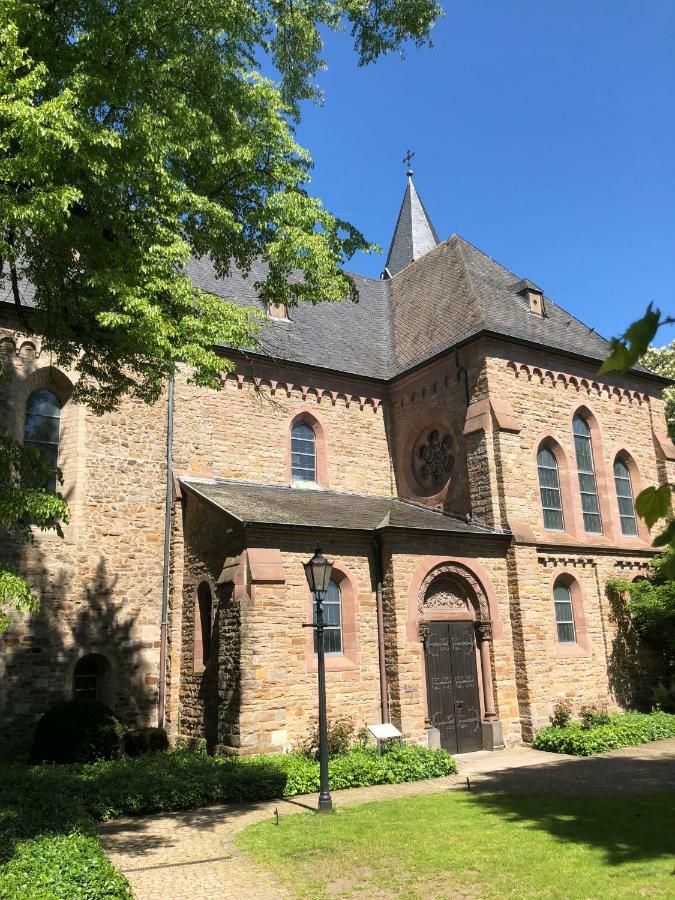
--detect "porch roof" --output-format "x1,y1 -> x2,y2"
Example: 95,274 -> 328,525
178,477 -> 510,539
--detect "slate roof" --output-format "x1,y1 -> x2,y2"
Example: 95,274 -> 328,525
179,477 -> 509,538
384,175 -> 440,277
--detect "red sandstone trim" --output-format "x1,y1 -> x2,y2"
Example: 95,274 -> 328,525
304,563 -> 360,673
568,404 -> 617,543
284,407 -> 329,487
548,569 -> 592,657
406,555 -> 504,640
531,431 -> 578,542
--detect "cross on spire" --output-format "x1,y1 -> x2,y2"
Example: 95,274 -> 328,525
402,149 -> 415,177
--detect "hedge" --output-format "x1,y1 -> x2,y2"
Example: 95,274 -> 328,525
533,710 -> 675,756
0,745 -> 456,898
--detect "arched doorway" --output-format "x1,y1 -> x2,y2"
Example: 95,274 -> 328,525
417,565 -> 499,754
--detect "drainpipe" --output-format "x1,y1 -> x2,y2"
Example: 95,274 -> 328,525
373,533 -> 390,723
158,375 -> 174,729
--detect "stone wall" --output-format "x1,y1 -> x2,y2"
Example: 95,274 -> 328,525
0,316 -> 168,757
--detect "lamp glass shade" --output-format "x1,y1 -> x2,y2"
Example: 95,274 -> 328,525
303,549 -> 333,594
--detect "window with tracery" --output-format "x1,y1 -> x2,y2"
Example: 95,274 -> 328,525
413,428 -> 454,492
24,389 -> 61,492
537,445 -> 564,531
291,421 -> 316,482
573,414 -> 602,533
614,458 -> 638,536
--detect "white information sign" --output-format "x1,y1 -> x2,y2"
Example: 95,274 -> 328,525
367,723 -> 402,741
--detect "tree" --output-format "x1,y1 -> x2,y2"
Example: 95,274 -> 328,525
0,0 -> 443,630
641,342 -> 675,440
601,306 -> 675,576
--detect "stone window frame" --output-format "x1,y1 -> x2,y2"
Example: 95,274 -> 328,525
397,410 -> 462,504
549,571 -> 592,658
569,405 -> 612,539
304,563 -> 360,673
13,366 -> 82,539
193,579 -> 215,673
71,651 -> 115,708
285,409 -> 328,488
532,435 -> 576,538
610,449 -> 649,543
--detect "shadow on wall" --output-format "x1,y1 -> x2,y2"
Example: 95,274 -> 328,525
606,588 -> 660,711
195,582 -> 242,755
0,550 -> 151,759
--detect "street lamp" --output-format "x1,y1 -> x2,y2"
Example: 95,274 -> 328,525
303,547 -> 334,811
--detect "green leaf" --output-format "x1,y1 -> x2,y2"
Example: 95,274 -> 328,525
652,518 -> 675,547
635,484 -> 673,529
599,304 -> 661,375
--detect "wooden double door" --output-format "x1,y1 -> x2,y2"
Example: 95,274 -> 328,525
424,621 -> 483,754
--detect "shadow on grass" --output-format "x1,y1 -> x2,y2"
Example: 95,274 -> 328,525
467,749 -> 675,866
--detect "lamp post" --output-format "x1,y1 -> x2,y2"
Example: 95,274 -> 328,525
303,547 -> 334,812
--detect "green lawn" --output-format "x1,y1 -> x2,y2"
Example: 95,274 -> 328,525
237,792 -> 675,899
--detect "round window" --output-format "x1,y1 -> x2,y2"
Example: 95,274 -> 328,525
412,428 -> 455,494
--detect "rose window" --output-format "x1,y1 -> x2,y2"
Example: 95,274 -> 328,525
414,429 -> 454,491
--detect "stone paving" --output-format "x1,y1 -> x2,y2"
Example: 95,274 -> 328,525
99,738 -> 675,900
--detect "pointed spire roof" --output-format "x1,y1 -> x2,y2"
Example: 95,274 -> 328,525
383,171 -> 439,277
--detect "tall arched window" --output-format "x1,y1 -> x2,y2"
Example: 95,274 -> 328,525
553,580 -> 576,643
314,580 -> 342,654
537,445 -> 564,531
291,420 -> 316,482
573,414 -> 602,533
614,458 -> 638,536
24,389 -> 61,492
195,582 -> 213,668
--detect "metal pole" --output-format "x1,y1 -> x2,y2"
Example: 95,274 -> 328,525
315,591 -> 332,811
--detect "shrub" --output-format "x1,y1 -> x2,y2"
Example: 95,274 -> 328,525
579,702 -> 611,730
534,710 -> 675,756
30,701 -> 124,764
123,726 -> 169,757
549,698 -> 573,728
299,716 -> 354,760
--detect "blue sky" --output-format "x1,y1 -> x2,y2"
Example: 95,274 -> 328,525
294,0 -> 675,344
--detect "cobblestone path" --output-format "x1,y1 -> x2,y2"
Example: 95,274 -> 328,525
99,738 -> 675,900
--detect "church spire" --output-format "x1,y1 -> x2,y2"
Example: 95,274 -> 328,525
383,153 -> 439,278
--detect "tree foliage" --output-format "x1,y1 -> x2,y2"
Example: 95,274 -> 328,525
0,0 -> 442,627
641,341 -> 675,439
601,305 -> 675,576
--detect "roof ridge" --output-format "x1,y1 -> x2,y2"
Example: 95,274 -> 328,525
454,236 -> 489,330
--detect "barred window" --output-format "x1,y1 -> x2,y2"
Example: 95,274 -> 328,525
573,414 -> 602,533
553,581 -> 576,643
614,458 -> 638,536
313,580 -> 342,655
291,421 -> 316,482
537,446 -> 564,531
24,389 -> 61,492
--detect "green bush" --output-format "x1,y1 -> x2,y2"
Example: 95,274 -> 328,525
298,716 -> 355,759
30,701 -> 125,764
533,710 -> 675,756
123,726 -> 169,757
1,744 -> 456,897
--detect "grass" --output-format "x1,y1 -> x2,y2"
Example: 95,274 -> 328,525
0,746 -> 454,898
237,792 -> 675,899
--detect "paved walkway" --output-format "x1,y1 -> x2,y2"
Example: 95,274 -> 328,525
99,738 -> 675,900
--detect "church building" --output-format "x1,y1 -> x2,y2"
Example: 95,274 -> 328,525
1,171 -> 673,758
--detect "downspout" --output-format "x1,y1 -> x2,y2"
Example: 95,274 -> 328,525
373,532 -> 390,723
158,375 -> 174,729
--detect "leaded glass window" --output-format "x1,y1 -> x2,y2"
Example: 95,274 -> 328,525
313,580 -> 342,654
24,389 -> 61,492
537,446 -> 564,531
573,414 -> 602,533
553,581 -> 576,643
291,421 -> 316,482
614,458 -> 638,536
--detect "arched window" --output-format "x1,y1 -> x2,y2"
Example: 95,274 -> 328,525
537,445 -> 564,531
195,582 -> 213,668
614,458 -> 638,536
314,580 -> 342,654
291,420 -> 316,482
73,654 -> 112,705
573,414 -> 602,533
24,389 -> 61,492
553,580 -> 576,644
